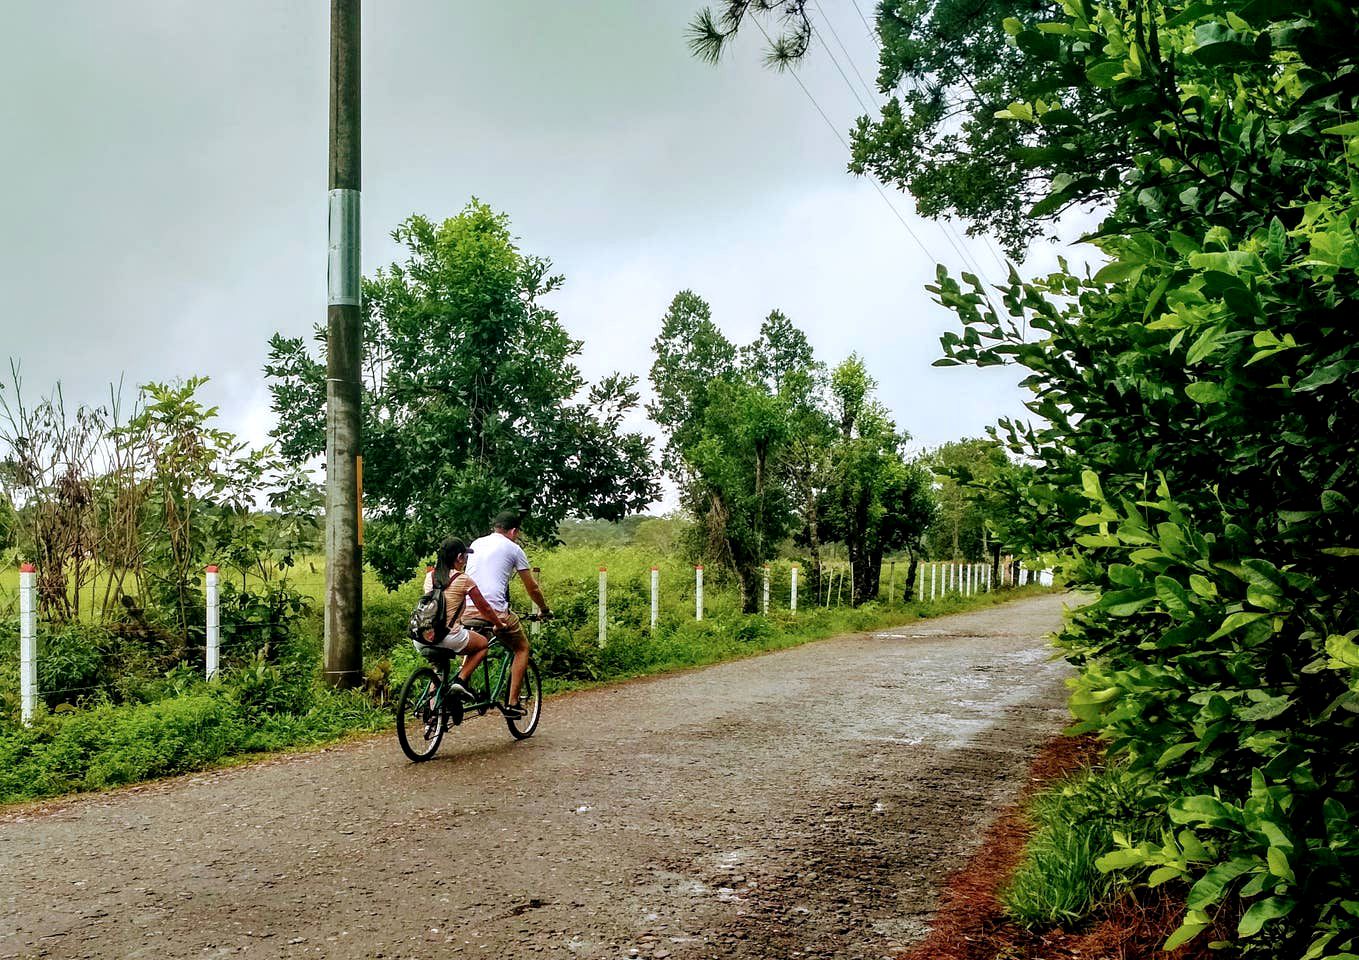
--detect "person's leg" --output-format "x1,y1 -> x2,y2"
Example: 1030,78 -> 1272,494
500,613 -> 530,705
454,632 -> 489,690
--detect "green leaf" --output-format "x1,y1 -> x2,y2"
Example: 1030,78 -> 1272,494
1208,611 -> 1270,641
1171,795 -> 1236,827
1149,865 -> 1185,886
1086,60 -> 1124,87
1096,847 -> 1147,871
1266,846 -> 1294,881
1238,896 -> 1295,937
1099,587 -> 1157,616
1164,910 -> 1213,950
1158,741 -> 1196,767
1187,858 -> 1257,909
1186,381 -> 1228,403
1325,632 -> 1359,669
1236,695 -> 1291,721
1081,469 -> 1105,502
1155,576 -> 1194,618
1322,121 -> 1359,136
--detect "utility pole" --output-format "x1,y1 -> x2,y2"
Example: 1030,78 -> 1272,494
325,0 -> 362,688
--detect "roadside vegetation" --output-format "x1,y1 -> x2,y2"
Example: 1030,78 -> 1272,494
696,0 -> 1359,954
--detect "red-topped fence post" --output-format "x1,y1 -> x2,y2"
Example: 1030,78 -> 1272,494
19,563 -> 37,725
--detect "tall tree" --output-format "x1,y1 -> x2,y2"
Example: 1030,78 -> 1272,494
649,294 -> 801,610
266,200 -> 657,588
819,357 -> 936,605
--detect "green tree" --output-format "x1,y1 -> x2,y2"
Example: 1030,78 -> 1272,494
688,0 -> 1115,256
649,294 -> 802,610
819,357 -> 936,605
266,201 -> 657,589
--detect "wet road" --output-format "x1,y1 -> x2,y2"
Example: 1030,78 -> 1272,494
0,593 -> 1073,960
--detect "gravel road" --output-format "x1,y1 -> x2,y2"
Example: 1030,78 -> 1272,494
0,593 -> 1073,960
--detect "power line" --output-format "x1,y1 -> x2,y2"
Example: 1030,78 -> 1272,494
851,0 -> 878,41
811,0 -> 877,106
751,16 -> 997,289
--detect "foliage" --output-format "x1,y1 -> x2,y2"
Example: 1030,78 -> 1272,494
933,0 -> 1359,952
265,200 -> 657,589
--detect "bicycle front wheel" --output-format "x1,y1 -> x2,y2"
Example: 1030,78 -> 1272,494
506,658 -> 542,740
397,666 -> 445,762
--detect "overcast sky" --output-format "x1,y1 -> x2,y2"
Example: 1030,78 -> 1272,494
1,2 -> 1083,508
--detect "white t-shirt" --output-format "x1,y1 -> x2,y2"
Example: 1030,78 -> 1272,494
464,531 -> 530,613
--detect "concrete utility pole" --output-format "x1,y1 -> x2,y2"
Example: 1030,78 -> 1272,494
325,0 -> 363,687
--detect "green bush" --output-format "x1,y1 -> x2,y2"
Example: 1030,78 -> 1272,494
935,0 -> 1359,951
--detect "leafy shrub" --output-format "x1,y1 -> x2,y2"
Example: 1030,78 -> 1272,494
223,652 -> 314,720
935,0 -> 1359,951
37,624 -> 109,709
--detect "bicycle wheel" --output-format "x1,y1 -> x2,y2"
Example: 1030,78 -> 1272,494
397,666 -> 445,761
505,658 -> 542,740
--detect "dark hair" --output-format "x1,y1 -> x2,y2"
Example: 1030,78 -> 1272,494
433,536 -> 469,590
491,509 -> 523,532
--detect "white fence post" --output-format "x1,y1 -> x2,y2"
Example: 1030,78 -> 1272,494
889,561 -> 896,604
695,565 -> 704,622
790,565 -> 798,613
598,566 -> 607,647
19,563 -> 37,726
650,565 -> 659,632
205,565 -> 220,680
930,562 -> 936,601
762,563 -> 770,615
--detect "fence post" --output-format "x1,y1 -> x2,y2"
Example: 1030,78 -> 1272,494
762,563 -> 770,615
19,563 -> 37,726
889,561 -> 896,604
930,562 -> 936,601
916,562 -> 923,603
650,565 -> 659,632
790,565 -> 798,613
598,566 -> 607,647
531,566 -> 543,637
205,565 -> 220,680
695,565 -> 704,622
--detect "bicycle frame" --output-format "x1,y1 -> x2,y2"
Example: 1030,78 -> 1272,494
426,638 -> 514,721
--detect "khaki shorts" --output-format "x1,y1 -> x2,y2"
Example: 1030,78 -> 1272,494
464,610 -> 529,649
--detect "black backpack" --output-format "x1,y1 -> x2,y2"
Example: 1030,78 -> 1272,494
409,573 -> 454,646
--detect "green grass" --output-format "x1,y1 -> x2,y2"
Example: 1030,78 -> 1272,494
1001,763 -> 1160,928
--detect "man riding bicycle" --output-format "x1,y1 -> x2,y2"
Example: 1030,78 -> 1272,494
463,510 -> 550,719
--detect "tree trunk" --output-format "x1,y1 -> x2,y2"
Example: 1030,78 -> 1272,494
904,550 -> 920,602
737,564 -> 760,614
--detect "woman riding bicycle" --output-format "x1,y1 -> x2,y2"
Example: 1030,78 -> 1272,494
419,536 -> 506,699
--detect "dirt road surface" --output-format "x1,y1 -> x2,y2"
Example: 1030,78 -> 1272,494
1,594 -> 1073,960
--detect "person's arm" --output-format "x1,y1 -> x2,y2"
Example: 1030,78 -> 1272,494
468,583 -> 507,631
518,567 -> 549,616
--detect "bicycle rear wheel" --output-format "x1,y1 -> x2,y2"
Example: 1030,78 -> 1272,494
505,658 -> 542,740
397,666 -> 445,761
